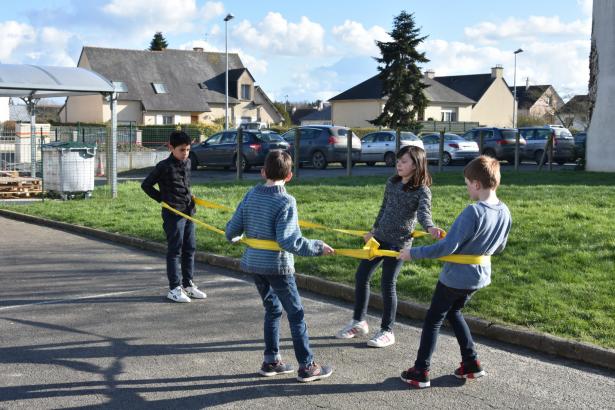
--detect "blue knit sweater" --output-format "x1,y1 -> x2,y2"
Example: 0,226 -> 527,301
225,184 -> 324,275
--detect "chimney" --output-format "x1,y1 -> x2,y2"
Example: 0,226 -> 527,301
424,69 -> 435,80
525,77 -> 530,90
491,65 -> 503,79
193,47 -> 204,52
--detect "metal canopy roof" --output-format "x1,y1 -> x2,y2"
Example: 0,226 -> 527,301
0,64 -> 115,98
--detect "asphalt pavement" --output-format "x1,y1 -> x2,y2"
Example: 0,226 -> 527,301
1,216 -> 613,409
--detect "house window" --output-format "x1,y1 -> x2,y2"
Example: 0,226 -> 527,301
152,83 -> 167,94
441,109 -> 457,122
241,84 -> 251,100
162,115 -> 173,125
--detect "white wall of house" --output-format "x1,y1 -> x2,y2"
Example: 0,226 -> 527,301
471,80 -> 515,127
0,97 -> 9,122
102,100 -> 142,124
143,112 -> 191,125
587,0 -> 615,172
331,100 -> 382,127
424,104 -> 473,122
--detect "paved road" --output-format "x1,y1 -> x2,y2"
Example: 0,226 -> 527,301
1,216 -> 613,409
110,161 -> 576,185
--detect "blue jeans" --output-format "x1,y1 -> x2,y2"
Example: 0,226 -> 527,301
353,239 -> 404,332
254,274 -> 313,367
414,281 -> 478,370
162,209 -> 196,290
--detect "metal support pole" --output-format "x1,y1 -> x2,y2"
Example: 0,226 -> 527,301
346,128 -> 352,176
29,101 -> 37,177
294,128 -> 301,178
438,129 -> 445,172
110,92 -> 118,198
236,127 -> 243,180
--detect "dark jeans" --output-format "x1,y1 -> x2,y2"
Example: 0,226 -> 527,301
414,281 -> 478,370
353,239 -> 404,332
254,274 -> 313,367
162,209 -> 196,290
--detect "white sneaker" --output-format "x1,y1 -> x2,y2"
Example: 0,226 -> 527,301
184,283 -> 207,299
335,320 -> 369,339
367,330 -> 395,348
167,286 -> 191,303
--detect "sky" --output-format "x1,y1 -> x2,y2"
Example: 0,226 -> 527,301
0,0 -> 593,104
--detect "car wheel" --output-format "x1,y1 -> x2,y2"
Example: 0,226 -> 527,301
441,152 -> 452,166
366,162 -> 376,167
311,151 -> 327,169
231,154 -> 250,172
189,152 -> 198,170
482,148 -> 496,158
535,150 -> 545,165
384,152 -> 396,167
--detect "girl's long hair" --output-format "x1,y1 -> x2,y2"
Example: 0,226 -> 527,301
391,145 -> 432,191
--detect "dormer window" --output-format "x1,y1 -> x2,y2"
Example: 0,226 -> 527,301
241,84 -> 251,100
152,83 -> 167,94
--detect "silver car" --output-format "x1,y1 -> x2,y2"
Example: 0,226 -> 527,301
420,133 -> 479,165
360,131 -> 424,166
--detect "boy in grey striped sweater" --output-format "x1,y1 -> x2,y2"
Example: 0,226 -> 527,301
225,150 -> 335,383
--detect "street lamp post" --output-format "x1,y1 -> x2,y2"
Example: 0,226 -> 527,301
224,13 -> 234,130
513,48 -> 523,171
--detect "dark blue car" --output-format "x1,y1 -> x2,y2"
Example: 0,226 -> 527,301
190,130 -> 289,171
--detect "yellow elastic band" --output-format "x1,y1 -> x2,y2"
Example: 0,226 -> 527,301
162,202 -> 488,265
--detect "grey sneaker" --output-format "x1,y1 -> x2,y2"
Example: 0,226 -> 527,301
297,362 -> 333,383
259,361 -> 294,377
167,286 -> 190,303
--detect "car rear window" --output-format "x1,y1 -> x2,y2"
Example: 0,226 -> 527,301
401,132 -> 419,141
500,130 -> 517,139
554,128 -> 573,139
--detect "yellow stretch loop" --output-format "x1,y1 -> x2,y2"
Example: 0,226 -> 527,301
163,202 -> 488,265
192,195 -> 433,239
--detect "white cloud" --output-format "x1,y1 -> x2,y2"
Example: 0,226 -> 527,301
331,20 -> 391,56
102,0 -> 198,36
200,1 -> 224,20
178,39 -> 219,52
578,0 -> 592,17
231,12 -> 328,56
464,15 -> 591,45
0,21 -> 36,61
238,51 -> 268,76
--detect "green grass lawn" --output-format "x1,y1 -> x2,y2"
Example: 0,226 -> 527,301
3,170 -> 615,348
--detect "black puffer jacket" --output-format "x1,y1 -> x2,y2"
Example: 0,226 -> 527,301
141,154 -> 195,215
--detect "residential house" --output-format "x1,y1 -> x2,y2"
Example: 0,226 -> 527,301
329,73 -> 475,128
60,46 -> 283,126
290,107 -> 318,125
300,105 -> 332,125
508,81 -> 564,123
559,94 -> 589,131
434,66 -> 516,127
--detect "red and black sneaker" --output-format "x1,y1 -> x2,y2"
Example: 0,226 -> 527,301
454,360 -> 485,379
400,367 -> 430,389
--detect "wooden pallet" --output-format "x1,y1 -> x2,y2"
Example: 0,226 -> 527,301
0,176 -> 42,198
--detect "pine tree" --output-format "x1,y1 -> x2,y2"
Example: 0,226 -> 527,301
370,11 -> 429,149
149,32 -> 168,51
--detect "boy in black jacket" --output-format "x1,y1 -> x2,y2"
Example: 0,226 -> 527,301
142,131 -> 207,303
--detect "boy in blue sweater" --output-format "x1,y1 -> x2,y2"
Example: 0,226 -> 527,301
225,150 -> 335,383
398,155 -> 512,388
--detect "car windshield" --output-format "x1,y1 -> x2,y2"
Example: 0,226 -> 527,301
554,129 -> 573,139
335,128 -> 348,136
259,132 -> 283,142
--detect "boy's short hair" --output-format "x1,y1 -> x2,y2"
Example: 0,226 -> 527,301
464,155 -> 501,189
263,150 -> 292,181
169,131 -> 192,147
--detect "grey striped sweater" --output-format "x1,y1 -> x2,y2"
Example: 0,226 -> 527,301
225,184 -> 324,275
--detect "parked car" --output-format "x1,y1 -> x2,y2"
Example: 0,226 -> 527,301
461,127 -> 526,162
189,129 -> 289,171
281,125 -> 361,169
360,131 -> 424,166
518,126 -> 576,165
420,133 -> 479,165
574,132 -> 587,160
239,121 -> 268,131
